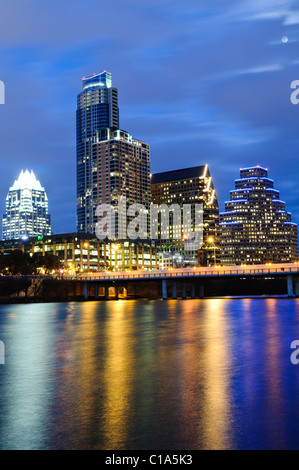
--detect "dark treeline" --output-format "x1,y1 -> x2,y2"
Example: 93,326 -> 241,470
0,250 -> 61,276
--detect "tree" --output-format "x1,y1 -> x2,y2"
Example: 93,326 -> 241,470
44,255 -> 62,274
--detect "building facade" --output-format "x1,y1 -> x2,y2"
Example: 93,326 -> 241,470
220,166 -> 298,265
0,233 -> 158,272
2,170 -> 51,241
77,71 -> 151,235
151,165 -> 220,265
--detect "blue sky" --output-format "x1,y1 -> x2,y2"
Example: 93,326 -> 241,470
0,0 -> 299,233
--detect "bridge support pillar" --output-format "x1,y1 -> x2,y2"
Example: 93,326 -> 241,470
199,283 -> 204,299
122,287 -> 128,299
114,286 -> 119,300
182,284 -> 187,300
162,280 -> 167,300
288,275 -> 294,298
84,283 -> 88,301
294,278 -> 299,298
95,285 -> 99,300
191,283 -> 196,299
105,286 -> 109,300
172,282 -> 177,300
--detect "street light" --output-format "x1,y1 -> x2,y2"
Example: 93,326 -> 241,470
208,237 -> 216,266
180,234 -> 189,268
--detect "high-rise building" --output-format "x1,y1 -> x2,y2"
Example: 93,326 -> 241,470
77,71 -> 151,235
151,165 -> 220,265
220,166 -> 298,265
2,170 -> 51,240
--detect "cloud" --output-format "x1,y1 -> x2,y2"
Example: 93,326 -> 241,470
230,64 -> 284,76
284,9 -> 299,24
249,11 -> 288,20
226,0 -> 299,26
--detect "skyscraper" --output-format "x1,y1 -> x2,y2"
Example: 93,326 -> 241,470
220,166 -> 298,265
2,170 -> 51,240
77,71 -> 151,235
151,165 -> 220,265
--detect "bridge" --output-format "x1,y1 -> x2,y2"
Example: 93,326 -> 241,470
78,263 -> 299,300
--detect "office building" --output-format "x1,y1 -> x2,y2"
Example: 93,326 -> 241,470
220,166 -> 298,265
77,71 -> 151,235
151,165 -> 220,265
0,233 -> 158,272
2,169 -> 51,241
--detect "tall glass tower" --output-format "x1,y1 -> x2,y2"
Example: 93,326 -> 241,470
2,170 -> 52,240
220,166 -> 298,265
77,71 -> 150,234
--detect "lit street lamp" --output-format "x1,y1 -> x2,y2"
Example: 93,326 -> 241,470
180,234 -> 189,268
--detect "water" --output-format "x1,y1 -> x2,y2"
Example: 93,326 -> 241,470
0,298 -> 299,450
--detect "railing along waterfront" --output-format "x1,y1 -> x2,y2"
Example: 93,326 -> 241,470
78,264 -> 299,282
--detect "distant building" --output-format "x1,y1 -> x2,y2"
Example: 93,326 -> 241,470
220,166 -> 298,265
77,71 -> 150,235
2,170 -> 51,241
151,165 -> 220,265
158,252 -> 173,270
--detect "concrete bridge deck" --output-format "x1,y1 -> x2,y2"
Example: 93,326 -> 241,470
76,263 -> 299,300
79,263 -> 299,282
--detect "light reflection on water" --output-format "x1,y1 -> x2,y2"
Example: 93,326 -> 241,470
1,299 -> 299,450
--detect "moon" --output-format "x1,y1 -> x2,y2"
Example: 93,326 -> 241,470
282,36 -> 289,43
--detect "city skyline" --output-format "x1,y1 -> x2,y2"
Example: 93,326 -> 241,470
1,65 -> 297,240
3,0 -> 299,455
0,1 -> 299,236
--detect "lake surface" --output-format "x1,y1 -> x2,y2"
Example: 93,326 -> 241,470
1,298 -> 299,450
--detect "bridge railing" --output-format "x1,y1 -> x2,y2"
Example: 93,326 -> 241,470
78,264 -> 299,281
